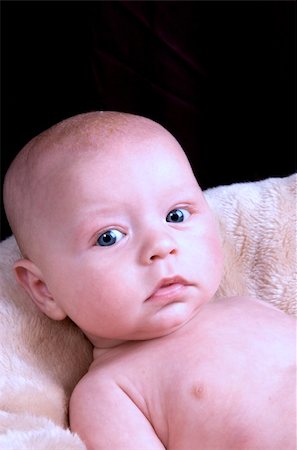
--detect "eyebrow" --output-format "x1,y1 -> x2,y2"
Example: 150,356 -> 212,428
72,207 -> 112,239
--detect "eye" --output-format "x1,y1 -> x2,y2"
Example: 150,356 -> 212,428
96,229 -> 125,247
166,208 -> 190,223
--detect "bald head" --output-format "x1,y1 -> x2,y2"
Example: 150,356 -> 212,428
3,111 -> 182,258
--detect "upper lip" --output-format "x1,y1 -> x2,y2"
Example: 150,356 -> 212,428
146,276 -> 189,301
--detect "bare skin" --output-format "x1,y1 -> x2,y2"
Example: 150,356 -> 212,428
70,296 -> 296,450
3,112 -> 296,450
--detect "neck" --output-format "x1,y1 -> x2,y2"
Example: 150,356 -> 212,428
86,332 -> 126,350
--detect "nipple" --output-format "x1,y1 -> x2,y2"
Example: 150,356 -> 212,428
191,382 -> 205,400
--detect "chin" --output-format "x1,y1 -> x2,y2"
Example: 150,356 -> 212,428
151,302 -> 196,337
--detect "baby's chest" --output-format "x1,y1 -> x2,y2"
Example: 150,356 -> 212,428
131,345 -> 272,448
142,367 -> 265,450
128,345 -> 221,441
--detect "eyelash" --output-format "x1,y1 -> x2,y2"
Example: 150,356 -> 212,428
95,229 -> 126,247
95,207 -> 192,247
166,208 -> 190,223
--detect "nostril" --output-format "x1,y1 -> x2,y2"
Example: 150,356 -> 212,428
149,246 -> 176,262
141,233 -> 177,265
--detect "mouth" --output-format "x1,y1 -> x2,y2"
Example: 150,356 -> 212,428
146,276 -> 190,303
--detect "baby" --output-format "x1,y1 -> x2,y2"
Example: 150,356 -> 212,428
3,111 -> 296,449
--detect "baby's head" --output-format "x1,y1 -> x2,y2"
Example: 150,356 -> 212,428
4,111 -> 223,347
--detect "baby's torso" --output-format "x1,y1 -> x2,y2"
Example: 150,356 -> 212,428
91,298 -> 296,450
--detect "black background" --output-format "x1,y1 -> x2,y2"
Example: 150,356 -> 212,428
1,1 -> 295,241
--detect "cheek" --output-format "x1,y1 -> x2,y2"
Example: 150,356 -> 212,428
185,224 -> 224,282
203,235 -> 224,293
208,231 -> 224,266
64,256 -> 133,309
44,256 -> 106,310
202,224 -> 223,268
71,262 -> 115,298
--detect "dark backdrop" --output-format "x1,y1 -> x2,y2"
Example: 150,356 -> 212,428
1,1 -> 295,241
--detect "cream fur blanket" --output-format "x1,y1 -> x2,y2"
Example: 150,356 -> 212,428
0,174 -> 296,449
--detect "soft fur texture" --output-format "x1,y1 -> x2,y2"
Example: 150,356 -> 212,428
0,174 -> 296,449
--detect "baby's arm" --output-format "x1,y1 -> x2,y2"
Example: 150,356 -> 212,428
70,374 -> 165,450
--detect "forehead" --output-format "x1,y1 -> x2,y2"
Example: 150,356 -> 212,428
56,131 -> 196,201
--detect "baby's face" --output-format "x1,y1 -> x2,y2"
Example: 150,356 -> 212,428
37,130 -> 223,347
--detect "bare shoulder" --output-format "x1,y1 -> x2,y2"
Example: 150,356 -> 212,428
211,295 -> 295,320
70,363 -> 108,403
69,360 -> 165,450
70,366 -> 111,428
194,295 -> 296,352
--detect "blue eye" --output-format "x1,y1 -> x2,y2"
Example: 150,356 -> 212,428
96,229 -> 125,247
166,208 -> 190,223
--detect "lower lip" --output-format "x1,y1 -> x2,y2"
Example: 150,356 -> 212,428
146,283 -> 188,303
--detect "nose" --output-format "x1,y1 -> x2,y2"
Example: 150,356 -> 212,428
140,227 -> 177,265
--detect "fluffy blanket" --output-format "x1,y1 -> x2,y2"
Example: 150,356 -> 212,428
0,174 -> 296,449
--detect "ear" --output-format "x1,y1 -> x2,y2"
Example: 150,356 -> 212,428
13,259 -> 67,321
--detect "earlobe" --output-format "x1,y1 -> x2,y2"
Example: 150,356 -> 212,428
13,259 -> 67,321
